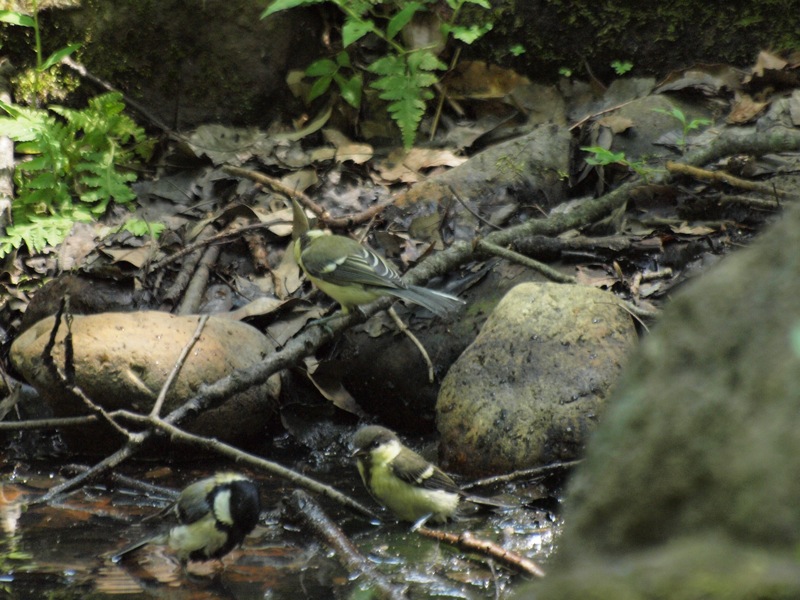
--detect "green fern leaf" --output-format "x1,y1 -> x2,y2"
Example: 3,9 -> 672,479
368,50 -> 444,148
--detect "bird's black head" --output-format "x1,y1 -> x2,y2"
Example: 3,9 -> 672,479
195,477 -> 261,561
226,479 -> 261,536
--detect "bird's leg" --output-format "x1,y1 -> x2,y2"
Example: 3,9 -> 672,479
307,310 -> 347,332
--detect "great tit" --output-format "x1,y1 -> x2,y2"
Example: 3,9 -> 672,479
351,425 -> 509,524
112,472 -> 261,563
291,199 -> 463,316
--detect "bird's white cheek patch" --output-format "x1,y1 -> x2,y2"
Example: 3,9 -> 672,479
213,489 -> 234,525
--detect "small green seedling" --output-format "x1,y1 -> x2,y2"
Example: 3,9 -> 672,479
654,106 -> 712,154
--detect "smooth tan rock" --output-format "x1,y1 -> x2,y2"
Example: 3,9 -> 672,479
437,282 -> 636,476
10,311 -> 279,452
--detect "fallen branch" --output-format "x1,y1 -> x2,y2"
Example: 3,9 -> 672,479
31,308 -> 377,520
416,526 -> 546,578
387,306 -> 434,383
222,165 -> 399,229
0,415 -> 98,430
288,490 -> 407,600
117,412 -> 379,520
666,160 -> 796,198
462,459 -> 583,491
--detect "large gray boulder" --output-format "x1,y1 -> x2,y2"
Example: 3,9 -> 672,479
437,282 -> 637,476
527,204 -> 800,598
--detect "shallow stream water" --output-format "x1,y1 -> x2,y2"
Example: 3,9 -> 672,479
0,434 -> 562,599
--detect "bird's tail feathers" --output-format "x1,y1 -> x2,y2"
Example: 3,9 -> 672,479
110,532 -> 167,563
389,286 -> 464,316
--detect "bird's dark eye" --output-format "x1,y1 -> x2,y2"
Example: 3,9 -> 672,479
371,440 -> 381,449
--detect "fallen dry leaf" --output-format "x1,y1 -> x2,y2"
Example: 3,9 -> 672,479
654,63 -> 743,96
372,147 -> 467,183
442,60 -> 530,100
727,92 -> 769,124
322,128 -> 374,164
598,115 -> 634,133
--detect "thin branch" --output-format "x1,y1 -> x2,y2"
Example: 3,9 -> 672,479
176,244 -> 219,314
288,490 -> 407,600
148,221 -> 276,272
150,315 -> 208,417
448,184 -> 501,231
666,160 -> 797,198
0,415 -> 98,430
119,411 -> 379,520
462,459 -> 583,491
477,240 -> 577,284
60,56 -> 178,138
222,165 -> 398,229
387,306 -> 434,383
416,526 -> 546,578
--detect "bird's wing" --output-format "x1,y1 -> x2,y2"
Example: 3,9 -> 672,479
391,451 -> 461,493
175,479 -> 214,524
302,236 -> 405,289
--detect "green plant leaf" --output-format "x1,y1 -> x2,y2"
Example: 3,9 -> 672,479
119,218 -> 165,238
0,91 -> 152,257
0,216 -> 76,257
305,58 -> 338,77
335,50 -> 352,68
39,43 -> 81,71
387,2 -> 423,40
407,49 -> 447,72
581,146 -> 627,165
610,60 -> 633,75
443,21 -> 493,44
308,75 -> 333,102
261,0 -> 324,18
342,16 -> 374,47
334,73 -> 362,108
0,11 -> 34,27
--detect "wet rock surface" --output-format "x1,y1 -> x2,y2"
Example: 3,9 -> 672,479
437,282 -> 637,476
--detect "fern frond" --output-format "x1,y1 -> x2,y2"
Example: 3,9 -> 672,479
368,50 -> 444,148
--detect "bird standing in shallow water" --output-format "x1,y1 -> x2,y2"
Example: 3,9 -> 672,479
292,199 -> 464,316
352,425 -> 510,524
112,472 -> 261,564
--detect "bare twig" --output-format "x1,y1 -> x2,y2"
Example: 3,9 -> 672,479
150,315 -> 208,417
448,184 -> 502,231
176,244 -> 220,314
288,490 -> 407,600
462,459 -> 583,490
148,218 -> 289,274
113,412 -> 379,520
416,526 -> 546,578
477,240 -> 577,284
60,56 -> 178,137
387,307 -> 434,383
0,415 -> 98,430
666,160 -> 796,198
159,225 -> 218,306
222,165 -> 398,229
